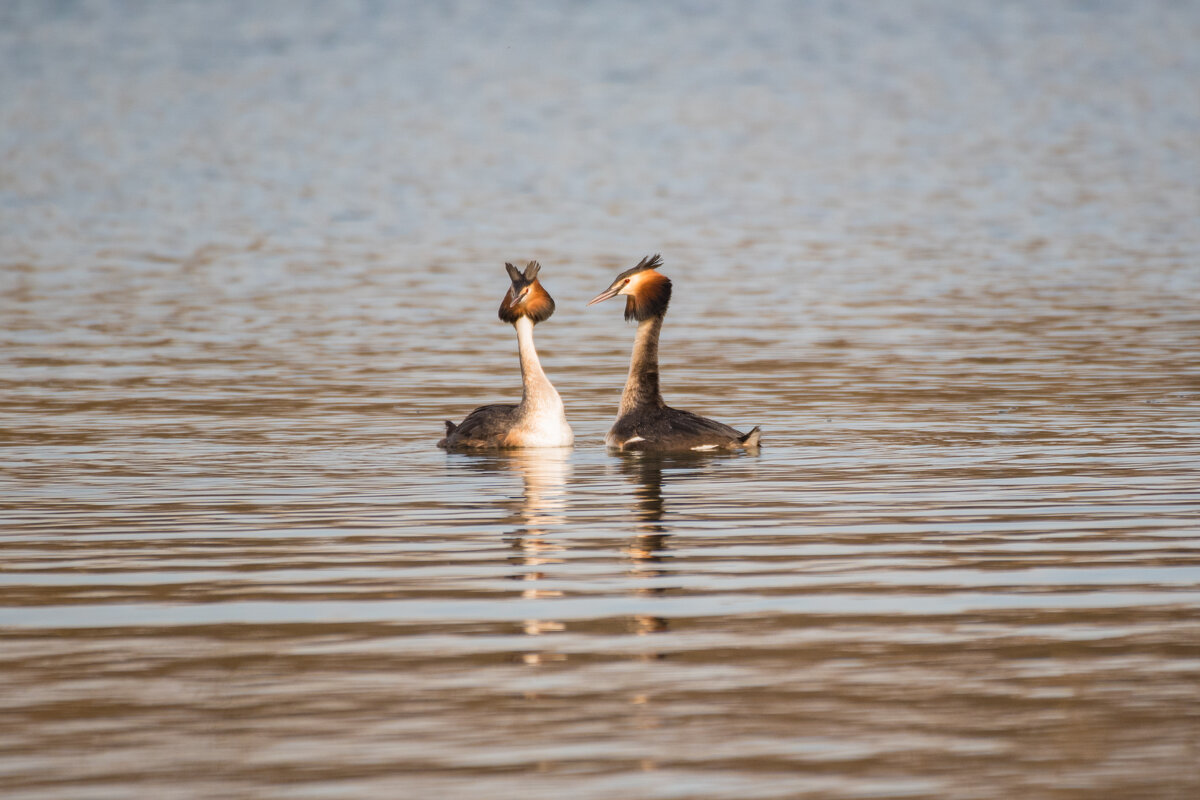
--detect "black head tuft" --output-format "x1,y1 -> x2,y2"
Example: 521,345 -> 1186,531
614,253 -> 663,283
499,260 -> 555,324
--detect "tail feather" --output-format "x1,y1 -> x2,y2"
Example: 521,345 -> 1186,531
438,420 -> 458,449
739,426 -> 762,448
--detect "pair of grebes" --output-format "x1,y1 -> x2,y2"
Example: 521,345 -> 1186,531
439,255 -> 761,453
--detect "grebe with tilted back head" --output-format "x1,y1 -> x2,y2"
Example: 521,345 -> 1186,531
438,261 -> 574,450
587,254 -> 761,452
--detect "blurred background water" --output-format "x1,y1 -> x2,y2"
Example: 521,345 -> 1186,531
2,1 -> 1199,798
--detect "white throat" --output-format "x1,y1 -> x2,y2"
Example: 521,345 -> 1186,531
512,316 -> 573,446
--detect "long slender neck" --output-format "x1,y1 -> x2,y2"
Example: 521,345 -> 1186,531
514,316 -> 560,412
619,315 -> 665,415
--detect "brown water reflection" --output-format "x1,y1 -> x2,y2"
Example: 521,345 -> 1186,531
4,2 -> 1200,799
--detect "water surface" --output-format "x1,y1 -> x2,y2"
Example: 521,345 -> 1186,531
2,2 -> 1200,798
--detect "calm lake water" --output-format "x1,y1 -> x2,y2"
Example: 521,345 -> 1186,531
3,2 -> 1200,798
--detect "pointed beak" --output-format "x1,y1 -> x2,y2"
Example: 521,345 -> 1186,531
587,285 -> 621,306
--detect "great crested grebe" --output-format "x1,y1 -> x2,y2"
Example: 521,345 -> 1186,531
439,261 -> 574,450
588,254 -> 762,452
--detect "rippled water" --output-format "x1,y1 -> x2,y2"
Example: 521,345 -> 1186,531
3,2 -> 1200,798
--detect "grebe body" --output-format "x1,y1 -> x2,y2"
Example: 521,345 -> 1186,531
439,262 -> 573,450
588,255 -> 761,452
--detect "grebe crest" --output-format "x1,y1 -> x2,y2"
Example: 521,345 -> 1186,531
499,261 -> 555,324
587,254 -> 673,322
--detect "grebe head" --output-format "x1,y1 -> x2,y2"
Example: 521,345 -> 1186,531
499,260 -> 556,324
587,254 -> 672,322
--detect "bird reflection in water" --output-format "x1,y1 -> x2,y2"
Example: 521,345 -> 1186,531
456,447 -> 572,665
619,451 -> 715,638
